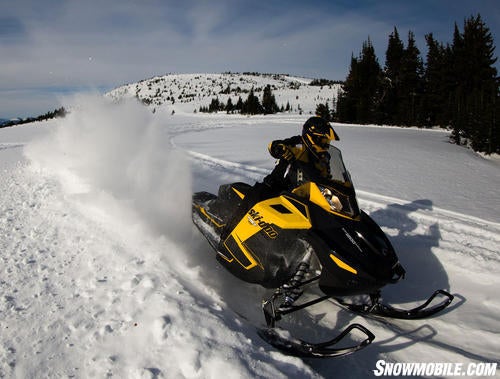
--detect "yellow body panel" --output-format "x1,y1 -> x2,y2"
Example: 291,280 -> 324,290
224,195 -> 311,271
293,182 -> 356,220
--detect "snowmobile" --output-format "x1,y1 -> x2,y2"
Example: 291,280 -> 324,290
192,145 -> 454,358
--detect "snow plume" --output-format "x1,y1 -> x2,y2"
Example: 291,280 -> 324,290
24,94 -> 192,242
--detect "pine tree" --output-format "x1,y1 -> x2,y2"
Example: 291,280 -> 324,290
336,55 -> 359,122
241,87 -> 263,115
450,14 -> 498,153
235,96 -> 243,112
450,22 -> 468,144
423,33 -> 447,126
315,103 -> 332,121
262,85 -> 279,114
398,31 -> 424,126
337,38 -> 384,123
208,97 -> 221,113
359,39 -> 385,122
226,97 -> 234,113
381,27 -> 405,124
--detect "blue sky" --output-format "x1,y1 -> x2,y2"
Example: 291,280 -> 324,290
1,0 -> 499,118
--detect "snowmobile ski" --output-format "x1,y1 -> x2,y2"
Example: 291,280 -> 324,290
259,276 -> 376,357
257,324 -> 375,358
335,290 -> 455,320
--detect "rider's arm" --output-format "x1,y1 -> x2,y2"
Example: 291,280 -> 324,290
268,136 -> 302,160
264,136 -> 301,190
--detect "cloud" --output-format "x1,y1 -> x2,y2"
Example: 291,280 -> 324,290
1,0 -> 499,118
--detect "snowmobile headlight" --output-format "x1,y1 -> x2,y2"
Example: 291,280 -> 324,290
319,186 -> 343,212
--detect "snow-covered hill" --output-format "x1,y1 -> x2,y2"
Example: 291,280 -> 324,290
1,94 -> 499,378
107,73 -> 341,115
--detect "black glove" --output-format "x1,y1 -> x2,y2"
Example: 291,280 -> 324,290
278,144 -> 295,161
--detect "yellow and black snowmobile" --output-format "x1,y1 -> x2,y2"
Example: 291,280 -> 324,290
192,145 -> 453,358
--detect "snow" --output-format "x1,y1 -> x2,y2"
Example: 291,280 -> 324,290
1,93 -> 499,378
106,73 -> 341,116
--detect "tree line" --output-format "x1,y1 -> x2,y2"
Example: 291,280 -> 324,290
0,107 -> 67,128
199,85 -> 286,115
335,14 -> 499,154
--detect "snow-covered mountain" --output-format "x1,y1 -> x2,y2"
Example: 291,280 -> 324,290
107,72 -> 341,115
1,89 -> 499,378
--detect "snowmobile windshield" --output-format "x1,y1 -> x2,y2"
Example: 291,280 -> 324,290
326,145 -> 352,185
291,145 -> 360,218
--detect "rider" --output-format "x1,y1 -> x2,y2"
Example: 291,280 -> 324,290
265,116 -> 339,189
219,116 -> 339,246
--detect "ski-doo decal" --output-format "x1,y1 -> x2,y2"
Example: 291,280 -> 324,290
255,198 -> 310,229
248,209 -> 279,238
222,196 -> 311,271
232,197 -> 311,244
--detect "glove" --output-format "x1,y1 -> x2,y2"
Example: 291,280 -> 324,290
277,144 -> 295,162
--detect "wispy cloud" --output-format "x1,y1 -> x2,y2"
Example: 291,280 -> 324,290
1,0 -> 498,117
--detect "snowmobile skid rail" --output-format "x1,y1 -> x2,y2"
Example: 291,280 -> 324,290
260,277 -> 375,358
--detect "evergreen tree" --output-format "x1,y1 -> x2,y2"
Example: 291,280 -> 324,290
358,39 -> 385,122
262,85 -> 279,114
337,39 -> 384,123
450,22 -> 468,144
315,103 -> 332,121
336,55 -> 359,122
226,97 -> 234,113
450,14 -> 498,153
235,96 -> 243,112
335,13 -> 498,153
208,97 -> 223,113
381,27 -> 405,124
422,33 -> 447,126
241,87 -> 263,115
398,31 -> 424,125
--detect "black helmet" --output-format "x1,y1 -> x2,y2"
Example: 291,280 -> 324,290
302,117 -> 339,157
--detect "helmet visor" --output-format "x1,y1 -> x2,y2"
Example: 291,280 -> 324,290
308,127 -> 335,150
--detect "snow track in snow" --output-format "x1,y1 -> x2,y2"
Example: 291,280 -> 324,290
0,143 -> 24,151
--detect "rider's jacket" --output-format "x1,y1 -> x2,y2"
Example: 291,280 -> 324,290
265,135 -> 331,191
